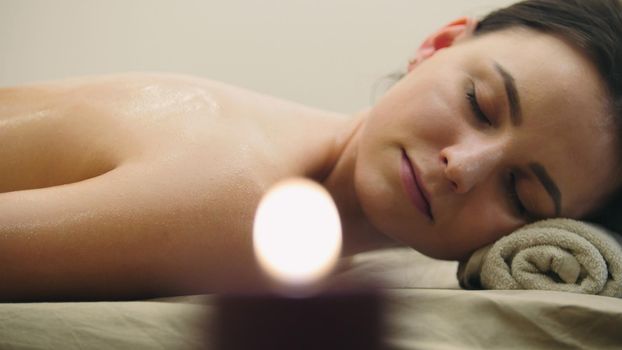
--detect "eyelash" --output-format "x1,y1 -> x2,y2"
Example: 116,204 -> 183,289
507,172 -> 527,218
466,81 -> 526,219
466,81 -> 492,126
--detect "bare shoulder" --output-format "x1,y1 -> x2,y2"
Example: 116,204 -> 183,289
0,72 -> 349,193
0,73 -> 353,299
0,72 -> 353,222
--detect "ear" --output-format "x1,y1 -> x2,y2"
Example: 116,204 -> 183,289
408,17 -> 478,72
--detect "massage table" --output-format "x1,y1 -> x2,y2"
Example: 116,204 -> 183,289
1,248 -> 620,349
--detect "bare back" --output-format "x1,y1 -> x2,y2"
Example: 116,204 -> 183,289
0,73 -> 351,300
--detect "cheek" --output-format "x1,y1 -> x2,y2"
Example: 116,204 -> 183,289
410,91 -> 467,147
374,72 -> 460,128
448,197 -> 523,253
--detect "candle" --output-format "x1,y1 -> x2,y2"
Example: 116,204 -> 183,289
253,178 -> 342,295
211,178 -> 384,350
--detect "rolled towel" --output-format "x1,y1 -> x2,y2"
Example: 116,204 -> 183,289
457,218 -> 622,297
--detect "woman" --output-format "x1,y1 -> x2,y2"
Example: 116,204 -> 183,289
1,0 -> 621,300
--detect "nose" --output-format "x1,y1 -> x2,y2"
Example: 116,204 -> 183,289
440,140 -> 503,194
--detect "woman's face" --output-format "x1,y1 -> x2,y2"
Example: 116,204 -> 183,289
355,28 -> 620,260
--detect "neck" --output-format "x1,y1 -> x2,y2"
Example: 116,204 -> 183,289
319,111 -> 399,257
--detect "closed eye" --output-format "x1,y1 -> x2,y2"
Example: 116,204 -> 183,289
466,80 -> 492,127
507,172 -> 529,220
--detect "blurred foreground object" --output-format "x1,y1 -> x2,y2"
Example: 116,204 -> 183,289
212,178 -> 384,349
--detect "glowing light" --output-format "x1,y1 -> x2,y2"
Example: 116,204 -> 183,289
253,178 -> 342,290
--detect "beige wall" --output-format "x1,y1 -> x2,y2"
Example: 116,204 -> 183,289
0,0 -> 516,113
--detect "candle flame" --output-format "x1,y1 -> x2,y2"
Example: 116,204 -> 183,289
253,178 -> 342,290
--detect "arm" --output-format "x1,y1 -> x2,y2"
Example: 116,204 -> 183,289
0,161 -> 267,301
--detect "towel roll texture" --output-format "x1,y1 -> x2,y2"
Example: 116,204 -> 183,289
458,218 -> 622,297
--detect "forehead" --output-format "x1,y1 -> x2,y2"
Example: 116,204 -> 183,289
463,29 -> 606,105
462,29 -> 620,216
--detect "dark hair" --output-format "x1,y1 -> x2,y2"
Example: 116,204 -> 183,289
476,0 -> 622,233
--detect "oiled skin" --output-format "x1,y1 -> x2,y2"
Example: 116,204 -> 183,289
0,73 -> 352,301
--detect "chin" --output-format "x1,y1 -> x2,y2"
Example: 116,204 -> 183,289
353,139 -> 403,222
354,153 -> 405,232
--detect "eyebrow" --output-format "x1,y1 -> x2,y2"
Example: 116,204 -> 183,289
529,162 -> 562,217
493,62 -> 522,126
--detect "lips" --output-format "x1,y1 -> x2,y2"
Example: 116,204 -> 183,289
400,149 -> 433,221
